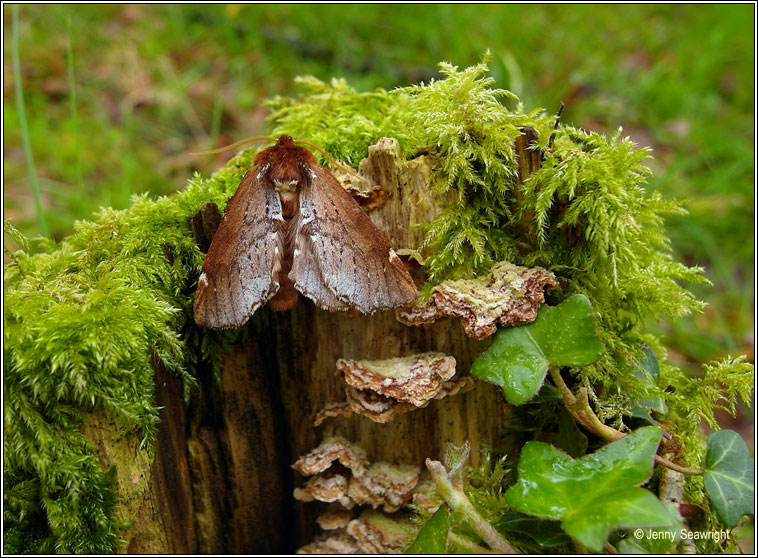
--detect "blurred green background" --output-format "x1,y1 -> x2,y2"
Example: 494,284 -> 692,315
3,4 -> 754,423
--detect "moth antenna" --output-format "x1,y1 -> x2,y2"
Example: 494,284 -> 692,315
190,136 -> 279,156
294,139 -> 367,185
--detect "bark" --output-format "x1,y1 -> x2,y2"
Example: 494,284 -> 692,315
85,131 -> 542,553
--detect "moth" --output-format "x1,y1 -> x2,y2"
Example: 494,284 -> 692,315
193,135 -> 418,329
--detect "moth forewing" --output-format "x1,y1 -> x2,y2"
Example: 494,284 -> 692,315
192,166 -> 285,328
291,164 -> 418,314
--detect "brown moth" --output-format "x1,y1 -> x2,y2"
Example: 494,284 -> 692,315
193,135 -> 418,329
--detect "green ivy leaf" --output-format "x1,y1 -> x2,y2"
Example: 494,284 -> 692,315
532,383 -> 564,402
471,294 -> 604,404
543,407 -> 588,458
617,502 -> 683,554
505,426 -> 669,551
406,505 -> 463,554
629,346 -> 668,421
497,509 -> 571,547
703,430 -> 755,527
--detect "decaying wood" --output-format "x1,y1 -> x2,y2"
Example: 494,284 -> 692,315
80,409 -> 169,554
188,201 -> 222,254
85,129 -> 544,553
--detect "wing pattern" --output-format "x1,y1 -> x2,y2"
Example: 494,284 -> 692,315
193,164 -> 285,328
291,165 -> 418,313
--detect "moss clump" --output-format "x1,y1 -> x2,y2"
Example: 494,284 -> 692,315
3,154 -> 256,552
4,57 -> 752,552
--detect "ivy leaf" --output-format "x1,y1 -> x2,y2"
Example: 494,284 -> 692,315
629,346 -> 668,421
542,407 -> 588,458
703,430 -> 755,527
617,502 -> 683,554
505,426 -> 669,551
532,383 -> 564,402
406,505 -> 468,554
497,509 -> 571,547
471,294 -> 604,404
406,506 -> 452,554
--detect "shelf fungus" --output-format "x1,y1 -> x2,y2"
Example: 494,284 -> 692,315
293,473 -> 354,509
294,438 -> 426,554
397,261 -> 558,339
291,436 -> 369,477
330,165 -> 388,210
315,353 -> 474,424
338,353 -> 456,406
347,462 -> 420,513
410,479 -> 443,514
345,510 -> 418,553
296,532 -> 362,554
293,461 -> 421,513
298,511 -> 416,555
316,509 -> 354,531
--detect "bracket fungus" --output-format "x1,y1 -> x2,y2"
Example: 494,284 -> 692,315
293,459 -> 421,513
345,510 -> 417,553
291,436 -> 369,477
294,473 -> 354,509
296,532 -> 362,554
297,511 -> 416,555
347,462 -> 421,513
316,509 -> 354,531
397,261 -> 558,339
337,353 -> 456,406
294,438 -> 434,553
315,353 -> 474,424
331,165 -> 389,210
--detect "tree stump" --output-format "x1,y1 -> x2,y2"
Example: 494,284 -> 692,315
92,132 -> 542,553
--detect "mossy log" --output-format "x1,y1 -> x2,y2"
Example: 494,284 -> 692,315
85,132 -> 542,553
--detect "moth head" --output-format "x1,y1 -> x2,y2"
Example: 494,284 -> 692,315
263,136 -> 318,198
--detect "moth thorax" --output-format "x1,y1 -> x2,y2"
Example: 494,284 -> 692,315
273,179 -> 299,202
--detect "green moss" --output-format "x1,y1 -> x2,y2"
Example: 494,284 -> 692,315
4,57 -> 752,551
3,151 -> 256,552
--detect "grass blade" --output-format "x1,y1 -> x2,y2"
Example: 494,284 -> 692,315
120,100 -> 134,208
67,14 -> 84,206
12,5 -> 48,237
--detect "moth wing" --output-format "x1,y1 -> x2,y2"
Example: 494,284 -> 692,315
291,165 -> 418,313
193,164 -> 284,328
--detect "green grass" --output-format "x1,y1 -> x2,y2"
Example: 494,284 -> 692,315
10,5 -> 47,237
66,15 -> 84,209
3,3 -> 754,372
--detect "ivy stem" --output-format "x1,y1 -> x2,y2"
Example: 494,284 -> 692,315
426,458 -> 519,554
548,367 -> 705,476
653,455 -> 704,476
